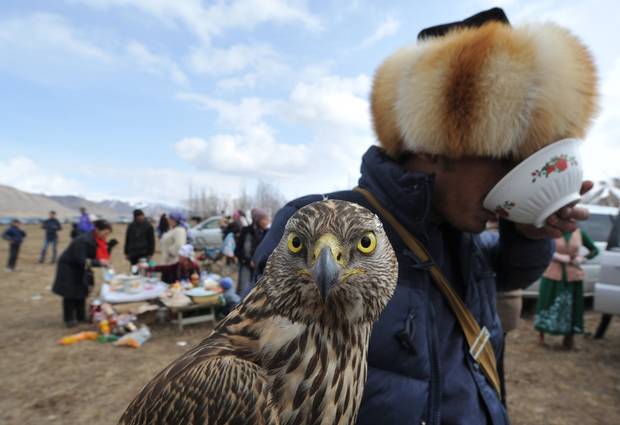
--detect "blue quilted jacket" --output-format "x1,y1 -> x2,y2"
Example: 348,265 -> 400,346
253,146 -> 553,425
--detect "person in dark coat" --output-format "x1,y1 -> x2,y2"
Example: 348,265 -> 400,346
235,208 -> 270,297
3,219 -> 26,272
52,220 -> 112,327
252,8 -> 597,424
39,211 -> 62,263
124,209 -> 155,266
70,223 -> 80,240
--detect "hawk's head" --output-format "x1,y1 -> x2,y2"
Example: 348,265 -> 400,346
262,200 -> 398,325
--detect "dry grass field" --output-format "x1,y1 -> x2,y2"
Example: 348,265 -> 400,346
1,224 -> 619,424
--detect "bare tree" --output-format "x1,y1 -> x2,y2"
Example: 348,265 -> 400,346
186,181 -> 285,221
233,184 -> 253,213
254,181 -> 285,217
186,186 -> 230,219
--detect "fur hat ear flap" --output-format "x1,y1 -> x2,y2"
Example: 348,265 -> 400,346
371,21 -> 599,160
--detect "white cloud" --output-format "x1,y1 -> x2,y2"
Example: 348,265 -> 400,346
216,74 -> 260,91
0,157 -> 85,195
126,40 -> 188,85
71,0 -> 321,44
287,74 -> 372,130
0,13 -> 112,62
188,43 -> 285,75
176,134 -> 310,177
357,16 -> 401,49
175,71 -> 375,199
187,43 -> 288,90
74,164 -> 249,205
177,92 -> 279,130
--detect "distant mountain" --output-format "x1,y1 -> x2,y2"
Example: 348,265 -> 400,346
0,185 -> 75,219
97,199 -> 135,215
0,184 -> 180,221
48,195 -> 122,218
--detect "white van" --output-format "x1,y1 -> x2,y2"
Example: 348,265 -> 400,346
522,204 -> 619,298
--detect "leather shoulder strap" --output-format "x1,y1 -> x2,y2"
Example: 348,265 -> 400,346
354,186 -> 502,396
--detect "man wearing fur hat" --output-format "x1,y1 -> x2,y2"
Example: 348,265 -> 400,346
254,8 -> 598,424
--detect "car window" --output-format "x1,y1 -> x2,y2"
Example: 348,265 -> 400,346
580,213 -> 615,242
206,219 -> 221,229
200,218 -> 221,230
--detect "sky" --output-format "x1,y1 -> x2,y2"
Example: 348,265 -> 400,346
0,0 -> 619,207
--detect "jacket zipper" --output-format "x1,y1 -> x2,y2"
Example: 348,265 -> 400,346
427,304 -> 441,425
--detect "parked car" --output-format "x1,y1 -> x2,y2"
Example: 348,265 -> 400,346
187,215 -> 224,251
522,204 -> 619,298
594,211 -> 620,315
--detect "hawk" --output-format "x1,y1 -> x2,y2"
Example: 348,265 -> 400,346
119,200 -> 398,425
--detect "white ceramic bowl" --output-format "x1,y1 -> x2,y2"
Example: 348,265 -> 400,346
483,138 -> 583,228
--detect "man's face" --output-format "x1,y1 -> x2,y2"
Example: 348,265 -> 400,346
136,214 -> 145,223
49,212 -> 55,219
179,256 -> 191,267
433,157 -> 514,233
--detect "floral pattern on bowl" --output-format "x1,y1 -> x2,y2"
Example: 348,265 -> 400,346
495,201 -> 516,218
531,154 -> 578,182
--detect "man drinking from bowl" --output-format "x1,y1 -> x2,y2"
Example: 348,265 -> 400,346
252,8 -> 598,425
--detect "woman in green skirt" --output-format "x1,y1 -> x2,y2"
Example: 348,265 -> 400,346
535,227 -> 599,349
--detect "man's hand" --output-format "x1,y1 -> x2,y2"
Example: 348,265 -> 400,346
515,181 -> 593,240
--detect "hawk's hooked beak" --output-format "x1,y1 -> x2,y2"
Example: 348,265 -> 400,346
310,234 -> 345,301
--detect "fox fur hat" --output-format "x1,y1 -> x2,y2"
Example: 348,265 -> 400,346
371,10 -> 599,160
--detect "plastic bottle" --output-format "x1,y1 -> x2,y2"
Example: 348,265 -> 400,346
96,334 -> 119,343
89,299 -> 103,323
99,319 -> 110,336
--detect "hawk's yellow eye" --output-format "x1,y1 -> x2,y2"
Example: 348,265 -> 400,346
288,233 -> 303,253
357,232 -> 377,254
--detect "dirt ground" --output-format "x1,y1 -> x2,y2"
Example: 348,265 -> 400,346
1,224 -> 619,425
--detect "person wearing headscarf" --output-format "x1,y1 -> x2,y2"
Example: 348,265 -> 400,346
160,211 -> 188,265
535,227 -> 599,349
141,244 -> 199,284
232,209 -> 249,227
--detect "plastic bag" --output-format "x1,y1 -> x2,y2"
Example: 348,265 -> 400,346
114,325 -> 151,349
221,233 -> 236,258
58,331 -> 98,345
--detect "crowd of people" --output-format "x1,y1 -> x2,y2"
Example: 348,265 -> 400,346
1,205 -> 273,327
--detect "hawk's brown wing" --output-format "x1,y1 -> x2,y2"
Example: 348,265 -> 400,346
118,356 -> 280,425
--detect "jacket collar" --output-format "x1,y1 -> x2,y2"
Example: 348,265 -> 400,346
358,146 -> 435,241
